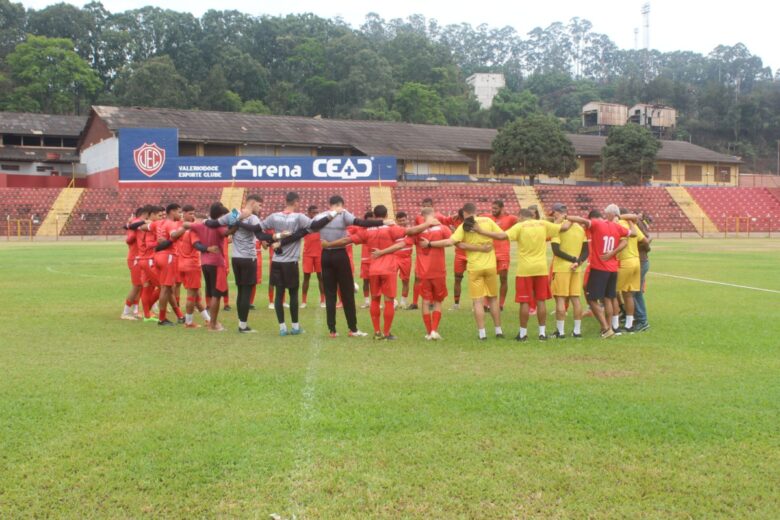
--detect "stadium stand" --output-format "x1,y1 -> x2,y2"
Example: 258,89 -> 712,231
534,186 -> 697,233
686,187 -> 780,232
394,184 -> 520,216
248,186 -> 372,215
767,188 -> 780,205
0,187 -> 62,235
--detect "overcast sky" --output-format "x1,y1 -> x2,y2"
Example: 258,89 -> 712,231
20,0 -> 780,70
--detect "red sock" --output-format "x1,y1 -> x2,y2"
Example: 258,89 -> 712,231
320,294 -> 325,303
151,287 -> 160,307
125,299 -> 133,307
159,306 -> 167,322
268,286 -> 274,303
141,287 -> 153,318
432,310 -> 442,332
302,292 -> 308,304
370,298 -> 381,333
383,301 -> 395,336
422,313 -> 432,334
250,285 -> 257,305
223,294 -> 229,305
413,280 -> 421,306
133,295 -> 140,305
173,304 -> 184,319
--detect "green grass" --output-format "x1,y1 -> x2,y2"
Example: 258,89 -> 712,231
1,239 -> 779,518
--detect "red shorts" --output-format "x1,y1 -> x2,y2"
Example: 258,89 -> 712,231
370,274 -> 398,299
180,269 -> 201,290
141,258 -> 159,286
420,277 -> 448,302
256,258 -> 263,282
454,254 -> 467,275
157,256 -> 178,287
360,261 -> 371,280
515,275 -> 551,303
397,257 -> 412,282
496,255 -> 510,273
303,255 -> 321,274
129,259 -> 143,286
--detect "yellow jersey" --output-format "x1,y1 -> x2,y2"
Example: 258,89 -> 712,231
617,220 -> 645,266
505,219 -> 561,276
550,222 -> 588,273
450,217 -> 501,272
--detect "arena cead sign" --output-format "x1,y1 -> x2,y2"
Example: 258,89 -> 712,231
118,128 -> 397,184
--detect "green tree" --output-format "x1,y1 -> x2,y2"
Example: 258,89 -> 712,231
393,82 -> 446,124
600,124 -> 661,185
491,114 -> 577,185
198,64 -> 242,111
0,0 -> 26,58
114,55 -> 194,108
241,99 -> 271,114
5,35 -> 101,113
488,89 -> 540,128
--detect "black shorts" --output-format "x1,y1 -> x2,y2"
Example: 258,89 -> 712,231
587,269 -> 618,301
202,265 -> 228,299
270,261 -> 299,289
231,257 -> 257,286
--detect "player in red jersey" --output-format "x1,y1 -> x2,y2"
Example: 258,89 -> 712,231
121,206 -> 148,320
353,211 -> 374,309
413,210 -> 452,339
483,200 -> 518,310
567,205 -> 631,339
301,205 -> 325,309
450,208 -> 467,310
410,197 -> 455,310
153,203 -> 186,326
393,212 -> 414,308
139,206 -> 164,322
324,205 -> 430,340
177,204 -> 211,328
222,236 -> 232,311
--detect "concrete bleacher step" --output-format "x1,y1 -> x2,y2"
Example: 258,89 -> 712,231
221,187 -> 246,211
513,186 -> 544,214
369,186 -> 395,219
36,187 -> 85,237
665,187 -> 717,235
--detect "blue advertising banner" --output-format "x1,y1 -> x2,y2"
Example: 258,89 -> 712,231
118,128 -> 397,183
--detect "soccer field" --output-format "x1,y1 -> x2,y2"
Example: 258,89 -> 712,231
1,239 -> 779,518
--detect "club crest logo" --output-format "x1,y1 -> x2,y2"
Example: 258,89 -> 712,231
133,143 -> 166,177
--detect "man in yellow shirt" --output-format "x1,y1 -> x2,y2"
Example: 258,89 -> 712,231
615,210 -> 648,333
549,203 -> 589,339
474,207 -> 571,341
427,202 -> 502,340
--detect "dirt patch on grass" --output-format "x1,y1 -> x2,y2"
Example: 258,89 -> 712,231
589,370 -> 638,379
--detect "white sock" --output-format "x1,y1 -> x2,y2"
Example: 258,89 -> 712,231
519,327 -> 527,338
239,321 -> 247,329
539,325 -> 546,336
625,315 -> 634,328
201,310 -> 211,322
292,322 -> 300,331
132,304 -> 138,314
185,313 -> 193,325
495,326 -> 503,335
612,316 -> 619,330
279,323 -> 287,332
573,320 -> 582,334
556,320 -> 565,335
364,297 -> 370,304
123,304 -> 132,315
478,328 -> 487,339
400,297 -> 407,306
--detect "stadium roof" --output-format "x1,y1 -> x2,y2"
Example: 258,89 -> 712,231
87,106 -> 742,164
0,112 -> 87,137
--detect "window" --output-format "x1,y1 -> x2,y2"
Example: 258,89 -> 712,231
179,142 -> 198,156
1,164 -> 20,171
584,159 -> 599,178
654,163 -> 672,181
203,144 -> 236,156
684,164 -> 702,182
316,147 -> 346,157
36,166 -> 54,172
43,136 -> 63,147
715,166 -> 731,183
22,135 -> 42,146
62,137 -> 78,147
2,134 -> 22,146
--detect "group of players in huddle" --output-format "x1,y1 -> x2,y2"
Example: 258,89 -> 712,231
120,191 -> 652,341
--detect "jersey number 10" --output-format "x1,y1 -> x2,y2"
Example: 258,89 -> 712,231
602,236 -> 615,254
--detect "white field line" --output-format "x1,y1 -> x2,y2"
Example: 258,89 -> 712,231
651,272 -> 780,294
286,311 -> 323,520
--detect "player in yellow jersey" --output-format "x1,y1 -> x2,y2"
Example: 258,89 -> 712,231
427,202 -> 503,341
474,207 -> 571,341
549,203 -> 589,339
615,209 -> 648,333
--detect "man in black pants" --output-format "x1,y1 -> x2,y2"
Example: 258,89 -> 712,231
316,195 -> 391,338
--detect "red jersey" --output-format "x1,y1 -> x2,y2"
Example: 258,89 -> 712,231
255,239 -> 263,260
156,219 -> 182,255
588,218 -> 629,272
415,212 -> 454,226
177,230 -> 201,272
126,218 -> 141,260
483,213 -> 518,259
450,217 -> 467,260
303,231 -> 322,257
410,224 -> 451,279
394,233 -> 413,259
349,225 -> 406,276
348,225 -> 371,268
145,220 -> 162,256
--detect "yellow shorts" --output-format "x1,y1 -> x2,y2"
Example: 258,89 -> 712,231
617,261 -> 641,292
551,270 -> 583,297
468,268 -> 498,299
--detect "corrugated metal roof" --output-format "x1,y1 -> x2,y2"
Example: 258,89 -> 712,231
0,112 -> 87,136
90,106 -> 742,165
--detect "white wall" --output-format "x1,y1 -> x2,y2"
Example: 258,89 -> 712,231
81,137 -> 118,175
